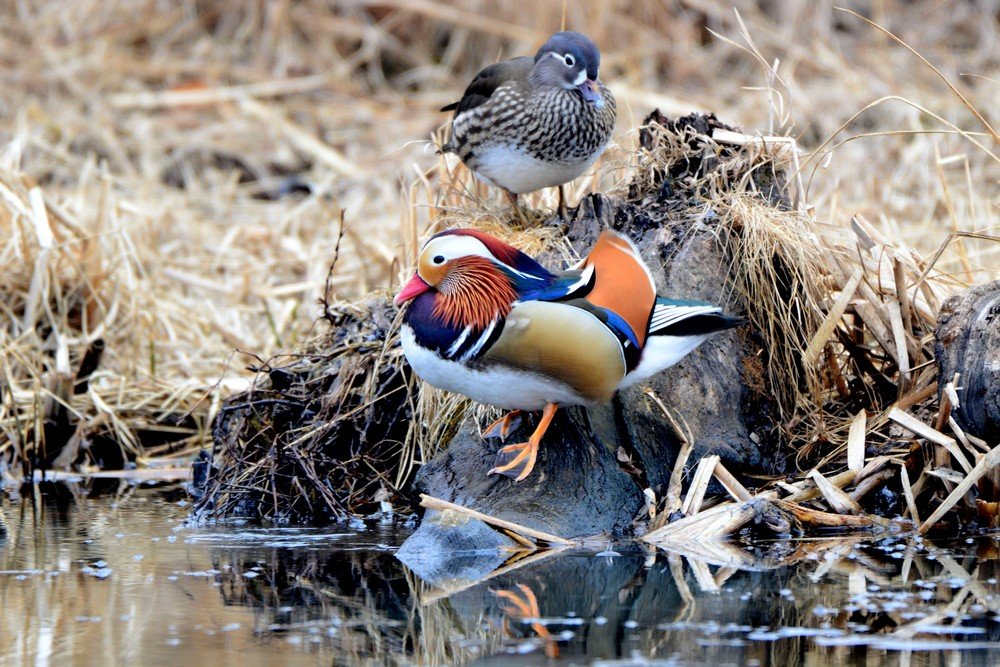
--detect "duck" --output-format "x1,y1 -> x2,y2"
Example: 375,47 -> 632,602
395,228 -> 744,482
441,31 -> 617,221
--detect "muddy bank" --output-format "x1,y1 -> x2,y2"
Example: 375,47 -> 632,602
194,298 -> 413,522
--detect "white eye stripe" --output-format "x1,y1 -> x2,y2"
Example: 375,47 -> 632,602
572,70 -> 587,86
549,52 -> 576,67
421,235 -> 493,263
419,235 -> 544,281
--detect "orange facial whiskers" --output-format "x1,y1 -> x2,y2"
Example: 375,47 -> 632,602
432,256 -> 517,330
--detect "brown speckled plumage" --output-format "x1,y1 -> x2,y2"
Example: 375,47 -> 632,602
442,32 -> 617,196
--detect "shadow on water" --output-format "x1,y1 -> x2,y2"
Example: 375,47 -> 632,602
2,483 -> 1000,665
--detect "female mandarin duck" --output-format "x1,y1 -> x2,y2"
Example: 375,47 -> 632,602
441,31 -> 616,220
395,228 -> 744,482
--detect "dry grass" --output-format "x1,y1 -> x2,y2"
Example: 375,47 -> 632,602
0,1 -> 997,522
716,194 -> 827,419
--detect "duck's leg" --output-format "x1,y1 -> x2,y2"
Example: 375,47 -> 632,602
505,190 -> 530,225
494,586 -> 535,617
482,410 -> 523,440
557,185 -> 569,220
488,403 -> 558,482
495,585 -> 558,658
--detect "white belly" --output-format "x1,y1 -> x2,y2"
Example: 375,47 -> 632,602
401,326 -> 586,410
473,144 -> 600,194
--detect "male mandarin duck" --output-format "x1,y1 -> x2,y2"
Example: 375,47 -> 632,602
395,228 -> 744,482
441,31 -> 616,220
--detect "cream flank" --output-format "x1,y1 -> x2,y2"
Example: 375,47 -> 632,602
401,298 -> 630,410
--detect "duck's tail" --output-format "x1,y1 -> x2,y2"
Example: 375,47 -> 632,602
618,300 -> 744,388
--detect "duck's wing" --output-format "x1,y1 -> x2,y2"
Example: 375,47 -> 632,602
619,299 -> 745,389
480,300 -> 627,405
441,56 -> 533,116
519,265 -> 595,302
648,299 -> 745,337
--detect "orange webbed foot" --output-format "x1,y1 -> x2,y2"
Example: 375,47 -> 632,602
487,403 -> 558,482
489,439 -> 538,481
482,410 -> 523,440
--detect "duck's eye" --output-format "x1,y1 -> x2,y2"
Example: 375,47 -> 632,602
432,255 -> 446,265
563,54 -> 575,67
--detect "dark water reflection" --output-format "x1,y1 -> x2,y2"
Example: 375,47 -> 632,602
2,484 -> 1000,665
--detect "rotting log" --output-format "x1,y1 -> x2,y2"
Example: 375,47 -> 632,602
935,279 -> 1000,442
412,413 -> 646,539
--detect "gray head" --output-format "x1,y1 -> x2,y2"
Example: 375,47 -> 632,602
529,31 -> 605,108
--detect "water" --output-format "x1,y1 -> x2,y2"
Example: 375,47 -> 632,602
2,483 -> 1000,665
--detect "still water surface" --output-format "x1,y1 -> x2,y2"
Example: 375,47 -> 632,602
2,482 -> 1000,665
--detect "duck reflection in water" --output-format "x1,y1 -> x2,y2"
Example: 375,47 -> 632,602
493,583 -> 560,658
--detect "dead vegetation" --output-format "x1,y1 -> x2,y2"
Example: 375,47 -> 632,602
1,2 -> 997,535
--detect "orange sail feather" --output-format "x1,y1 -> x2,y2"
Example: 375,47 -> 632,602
581,231 -> 656,347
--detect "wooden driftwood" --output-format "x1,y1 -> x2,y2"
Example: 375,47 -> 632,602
419,494 -> 574,547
